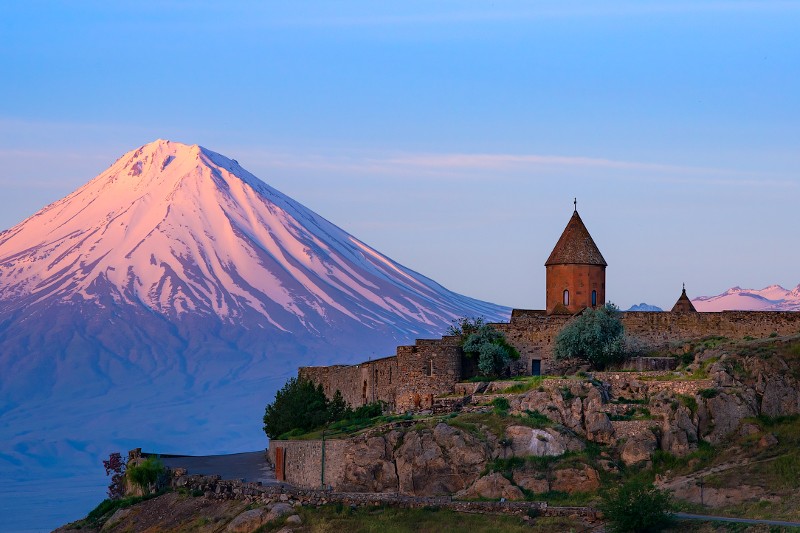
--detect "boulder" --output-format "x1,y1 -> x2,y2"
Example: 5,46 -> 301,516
100,508 -> 131,532
702,391 -> 758,443
620,432 -> 657,466
551,465 -> 600,493
512,470 -> 550,493
661,405 -> 698,456
760,375 -> 800,417
584,411 -> 615,444
339,435 -> 398,492
455,472 -> 524,501
265,502 -> 295,522
285,514 -> 303,524
394,423 -> 490,496
505,426 -> 565,457
226,508 -> 270,532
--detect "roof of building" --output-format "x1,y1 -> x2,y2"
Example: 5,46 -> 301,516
671,285 -> 698,313
545,210 -> 607,266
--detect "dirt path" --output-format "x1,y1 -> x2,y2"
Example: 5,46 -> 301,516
675,512 -> 800,528
154,450 -> 279,485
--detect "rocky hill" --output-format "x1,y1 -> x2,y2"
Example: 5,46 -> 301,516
61,333 -> 800,531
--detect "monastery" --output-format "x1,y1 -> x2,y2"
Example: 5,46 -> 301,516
300,206 -> 800,413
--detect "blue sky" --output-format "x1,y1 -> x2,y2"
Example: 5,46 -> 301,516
1,1 -> 798,309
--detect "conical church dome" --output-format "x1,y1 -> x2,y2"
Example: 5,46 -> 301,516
545,210 -> 607,267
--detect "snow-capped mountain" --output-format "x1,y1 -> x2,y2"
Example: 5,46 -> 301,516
0,139 -> 504,336
0,140 -> 509,531
693,284 -> 800,311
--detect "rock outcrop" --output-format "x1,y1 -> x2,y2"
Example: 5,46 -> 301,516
455,472 -> 525,501
338,422 -> 494,496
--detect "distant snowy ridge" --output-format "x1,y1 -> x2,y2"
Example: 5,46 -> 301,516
693,284 -> 800,311
627,303 -> 663,312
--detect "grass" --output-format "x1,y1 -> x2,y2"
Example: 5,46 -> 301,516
677,394 -> 698,415
257,503 -> 582,533
609,406 -> 655,421
501,376 -> 545,393
66,492 -> 163,529
449,407 -> 562,440
284,413 -> 422,440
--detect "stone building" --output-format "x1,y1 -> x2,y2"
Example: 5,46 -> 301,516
299,206 -> 800,413
671,284 -> 698,313
545,205 -> 607,315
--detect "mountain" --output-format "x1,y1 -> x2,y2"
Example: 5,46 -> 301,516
0,140 -> 509,532
693,284 -> 800,311
627,303 -> 663,312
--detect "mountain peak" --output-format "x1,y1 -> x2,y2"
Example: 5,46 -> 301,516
693,284 -> 800,311
0,141 -> 508,330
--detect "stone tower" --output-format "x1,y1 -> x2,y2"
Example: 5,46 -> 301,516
671,284 -> 697,313
545,206 -> 607,315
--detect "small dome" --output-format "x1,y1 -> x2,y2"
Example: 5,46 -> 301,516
671,285 -> 697,313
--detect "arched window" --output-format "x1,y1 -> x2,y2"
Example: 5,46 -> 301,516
592,290 -> 597,307
563,290 -> 569,306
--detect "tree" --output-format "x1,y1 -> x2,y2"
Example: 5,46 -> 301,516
102,452 -> 126,500
553,303 -> 626,369
461,323 -> 520,378
263,377 -> 330,438
600,479 -> 674,532
448,316 -> 485,337
327,389 -> 348,422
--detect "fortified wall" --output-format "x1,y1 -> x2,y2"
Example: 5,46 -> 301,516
300,207 -> 800,413
300,310 -> 800,413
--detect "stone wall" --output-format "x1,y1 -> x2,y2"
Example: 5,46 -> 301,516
300,355 -> 398,409
301,309 -> 800,414
394,338 -> 463,412
300,337 -> 464,412
622,311 -> 800,349
268,439 -> 349,490
593,371 -> 715,397
169,472 -> 601,521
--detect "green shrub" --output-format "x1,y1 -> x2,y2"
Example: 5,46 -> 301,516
525,409 -> 551,427
553,303 -> 626,370
126,457 -> 165,495
492,397 -> 510,415
600,479 -> 674,532
699,388 -> 719,399
263,377 -> 330,438
351,401 -> 384,420
462,324 -> 520,378
448,316 -> 486,337
677,394 -> 698,415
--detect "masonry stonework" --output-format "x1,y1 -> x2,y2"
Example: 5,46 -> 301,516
300,310 -> 800,414
298,208 -> 800,413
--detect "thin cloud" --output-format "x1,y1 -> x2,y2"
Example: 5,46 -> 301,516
234,148 -> 795,188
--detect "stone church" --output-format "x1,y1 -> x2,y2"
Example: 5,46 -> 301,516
300,206 -> 799,412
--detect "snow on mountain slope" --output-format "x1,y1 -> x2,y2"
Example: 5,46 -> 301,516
0,140 -> 510,532
693,284 -> 800,311
0,139 -> 503,334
